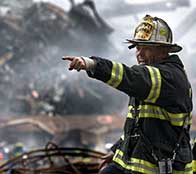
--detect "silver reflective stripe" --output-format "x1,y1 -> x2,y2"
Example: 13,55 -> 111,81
189,87 -> 192,98
107,61 -> 123,88
145,66 -> 161,103
184,166 -> 193,173
130,161 -> 158,174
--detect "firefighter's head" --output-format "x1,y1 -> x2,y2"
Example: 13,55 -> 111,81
126,15 -> 182,64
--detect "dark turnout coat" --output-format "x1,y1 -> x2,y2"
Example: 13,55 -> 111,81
87,54 -> 193,174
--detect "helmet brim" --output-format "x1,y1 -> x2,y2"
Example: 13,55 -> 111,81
125,39 -> 182,53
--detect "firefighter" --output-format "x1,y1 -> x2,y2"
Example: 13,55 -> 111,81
62,15 -> 193,174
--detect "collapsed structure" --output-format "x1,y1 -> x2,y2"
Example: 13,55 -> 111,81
0,0 -> 116,116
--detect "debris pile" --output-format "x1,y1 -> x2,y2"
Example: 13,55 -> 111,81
0,0 -> 122,116
0,142 -> 105,174
0,115 -> 123,151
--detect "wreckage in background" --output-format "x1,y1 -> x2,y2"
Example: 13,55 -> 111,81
0,0 -> 124,167
0,142 -> 105,174
0,114 -> 123,149
0,0 -> 118,116
0,114 -> 123,168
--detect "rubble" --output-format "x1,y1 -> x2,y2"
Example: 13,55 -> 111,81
0,142 -> 105,174
0,113 -> 124,173
0,114 -> 123,150
0,0 -> 119,116
0,2 -> 124,165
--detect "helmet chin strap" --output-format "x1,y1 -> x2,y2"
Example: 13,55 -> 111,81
128,44 -> 136,50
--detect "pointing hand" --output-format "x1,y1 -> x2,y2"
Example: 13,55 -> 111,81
62,56 -> 86,71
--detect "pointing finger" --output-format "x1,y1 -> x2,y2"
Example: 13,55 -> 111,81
62,56 -> 75,61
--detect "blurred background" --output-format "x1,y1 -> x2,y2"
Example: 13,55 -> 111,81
0,0 -> 195,162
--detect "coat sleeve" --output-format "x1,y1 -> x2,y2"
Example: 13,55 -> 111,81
87,56 -> 162,102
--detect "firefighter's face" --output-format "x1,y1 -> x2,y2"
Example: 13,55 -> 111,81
136,45 -> 169,65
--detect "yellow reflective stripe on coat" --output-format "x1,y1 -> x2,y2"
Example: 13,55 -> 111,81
192,160 -> 196,172
127,105 -> 133,118
113,149 -> 158,174
139,104 -> 192,126
107,61 -> 123,88
144,66 -> 161,103
113,149 -> 193,174
173,162 -> 193,174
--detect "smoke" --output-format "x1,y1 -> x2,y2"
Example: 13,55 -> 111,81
0,0 -> 195,153
0,0 -> 129,117
1,0 -> 195,117
0,45 -> 127,116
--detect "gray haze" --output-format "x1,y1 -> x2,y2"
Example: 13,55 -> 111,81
46,0 -> 196,114
0,0 -> 194,151
0,0 -> 195,116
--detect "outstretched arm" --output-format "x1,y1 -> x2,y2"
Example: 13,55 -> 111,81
62,56 -> 96,71
62,56 -> 155,101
